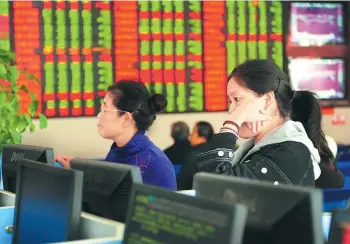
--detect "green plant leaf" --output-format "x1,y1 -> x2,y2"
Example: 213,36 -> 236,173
39,114 -> 48,129
29,92 -> 36,102
29,100 -> 39,116
19,85 -> 29,93
29,123 -> 35,133
0,49 -> 15,61
23,69 -> 34,79
24,114 -> 35,133
10,129 -> 22,144
0,63 -> 6,78
0,48 -> 47,152
17,114 -> 28,133
8,65 -> 19,84
23,69 -> 40,84
0,51 -> 14,64
0,92 -> 7,104
8,95 -> 20,114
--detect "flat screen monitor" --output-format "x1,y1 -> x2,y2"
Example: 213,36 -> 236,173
12,159 -> 83,244
70,158 -> 142,223
2,144 -> 54,193
123,183 -> 248,244
193,173 -> 324,244
323,213 -> 332,241
289,2 -> 344,46
288,58 -> 345,99
328,209 -> 350,243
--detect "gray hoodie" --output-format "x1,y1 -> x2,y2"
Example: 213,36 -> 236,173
232,120 -> 321,179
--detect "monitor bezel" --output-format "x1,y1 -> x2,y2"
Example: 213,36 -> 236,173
123,183 -> 247,244
328,208 -> 350,243
70,158 -> 143,187
284,1 -> 350,107
12,159 -> 83,243
288,1 -> 347,47
193,172 -> 324,244
2,144 -> 55,193
69,158 -> 142,222
287,57 -> 347,103
2,144 -> 55,166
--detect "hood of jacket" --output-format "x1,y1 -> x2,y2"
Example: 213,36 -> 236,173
232,120 -> 321,179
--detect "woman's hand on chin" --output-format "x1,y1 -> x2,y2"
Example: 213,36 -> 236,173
228,98 -> 272,126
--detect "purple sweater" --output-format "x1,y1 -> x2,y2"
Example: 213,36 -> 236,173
105,131 -> 177,190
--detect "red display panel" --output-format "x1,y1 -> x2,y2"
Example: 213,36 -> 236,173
6,1 -> 284,116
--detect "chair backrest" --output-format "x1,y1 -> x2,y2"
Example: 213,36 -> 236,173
173,164 -> 183,175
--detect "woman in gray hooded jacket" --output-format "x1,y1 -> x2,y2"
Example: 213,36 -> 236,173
196,59 -> 323,186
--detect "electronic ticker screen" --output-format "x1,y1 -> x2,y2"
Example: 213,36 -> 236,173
0,1 -> 10,51
3,1 -> 284,116
123,184 -> 246,244
289,58 -> 345,99
290,2 -> 344,46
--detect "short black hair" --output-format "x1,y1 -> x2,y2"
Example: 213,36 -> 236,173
196,121 -> 214,142
107,80 -> 167,131
171,121 -> 190,142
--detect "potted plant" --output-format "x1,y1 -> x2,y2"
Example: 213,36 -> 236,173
0,49 -> 48,152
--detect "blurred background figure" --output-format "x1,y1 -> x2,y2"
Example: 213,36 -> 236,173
164,121 -> 192,165
189,121 -> 214,147
177,121 -> 214,190
315,135 -> 344,189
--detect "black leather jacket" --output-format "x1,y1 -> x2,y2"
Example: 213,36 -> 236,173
196,133 -> 315,187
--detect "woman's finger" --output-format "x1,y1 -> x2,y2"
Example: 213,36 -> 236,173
250,122 -> 256,134
256,121 -> 261,133
247,122 -> 252,130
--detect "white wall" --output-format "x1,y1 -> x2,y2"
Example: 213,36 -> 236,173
22,108 -> 350,158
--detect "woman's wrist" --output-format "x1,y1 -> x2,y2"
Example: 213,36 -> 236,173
219,125 -> 239,137
219,116 -> 243,137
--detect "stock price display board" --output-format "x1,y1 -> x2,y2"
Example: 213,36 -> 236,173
2,1 -> 284,117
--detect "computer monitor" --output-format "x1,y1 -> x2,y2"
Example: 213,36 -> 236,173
328,209 -> 350,244
323,213 -> 332,241
12,159 -> 83,244
123,183 -> 248,244
2,144 -> 55,193
70,158 -> 142,223
193,173 -> 324,244
288,58 -> 345,99
289,2 -> 344,46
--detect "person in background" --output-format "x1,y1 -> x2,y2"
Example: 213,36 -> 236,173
177,121 -> 214,190
55,80 -> 177,190
291,93 -> 344,189
164,121 -> 192,165
189,121 -> 214,147
194,59 -> 322,186
314,134 -> 344,189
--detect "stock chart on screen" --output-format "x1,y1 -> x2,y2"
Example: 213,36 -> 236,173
290,2 -> 344,46
2,1 -> 284,117
289,58 -> 345,99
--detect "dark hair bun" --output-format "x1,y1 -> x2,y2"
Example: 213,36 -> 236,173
149,94 -> 167,112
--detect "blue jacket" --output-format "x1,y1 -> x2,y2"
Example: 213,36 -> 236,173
105,131 -> 177,190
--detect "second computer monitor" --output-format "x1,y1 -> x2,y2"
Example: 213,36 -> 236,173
193,173 -> 324,244
12,159 -> 83,244
123,183 -> 248,244
2,144 -> 55,193
70,158 -> 142,223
